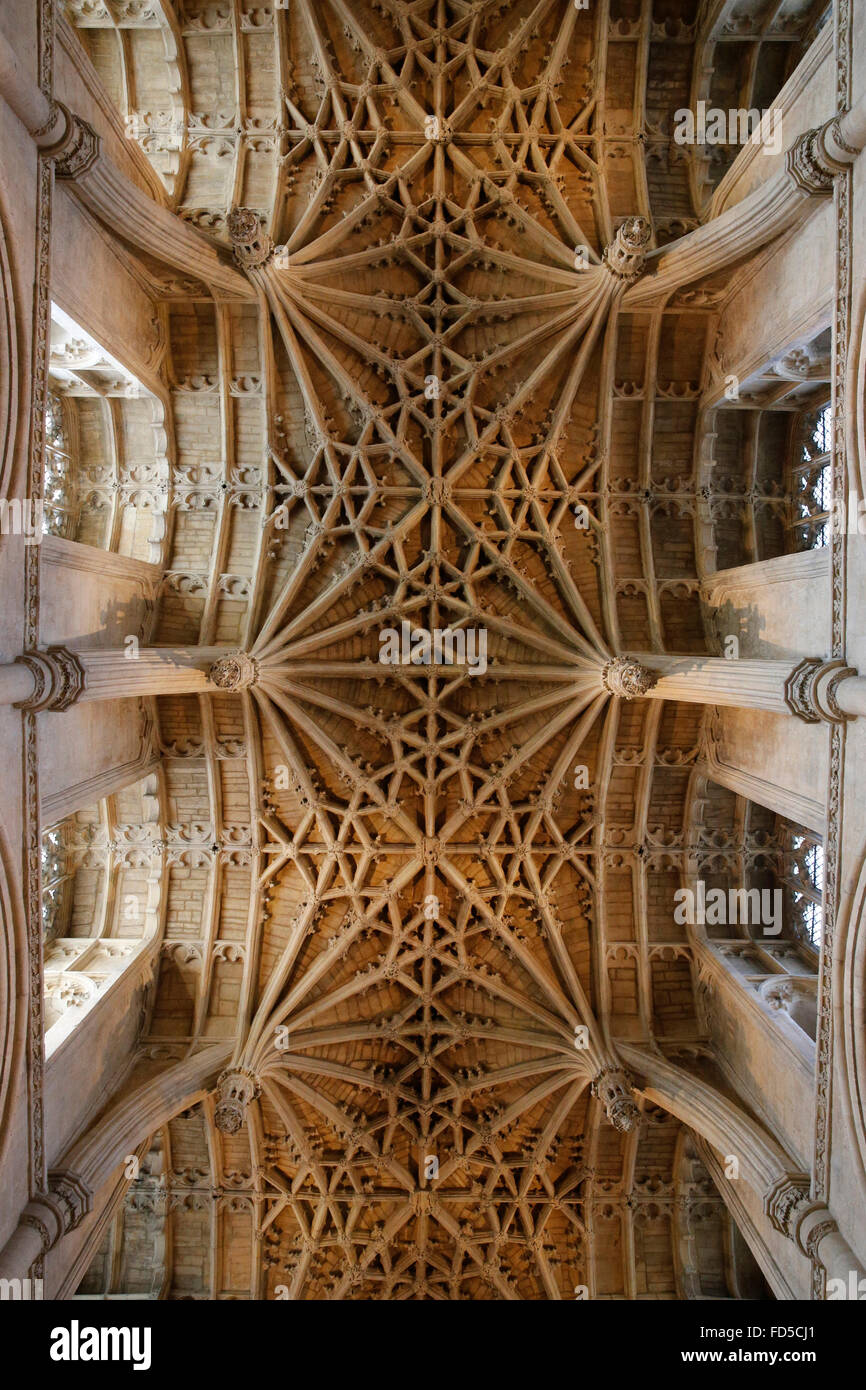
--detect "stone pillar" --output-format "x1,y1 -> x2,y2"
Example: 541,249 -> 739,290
0,33 -> 247,298
0,647 -> 260,710
601,654 -> 866,724
0,24 -> 67,147
765,1175 -> 866,1292
0,1170 -> 92,1281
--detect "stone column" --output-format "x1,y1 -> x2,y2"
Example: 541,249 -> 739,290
0,30 -> 247,298
0,647 -> 260,710
0,1170 -> 92,1281
600,654 -> 866,725
765,1175 -> 866,1291
0,23 -> 68,148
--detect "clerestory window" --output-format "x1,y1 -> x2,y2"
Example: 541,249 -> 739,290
43,391 -> 77,539
780,825 -> 824,950
787,403 -> 831,553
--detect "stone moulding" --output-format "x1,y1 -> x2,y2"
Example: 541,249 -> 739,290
14,646 -> 86,712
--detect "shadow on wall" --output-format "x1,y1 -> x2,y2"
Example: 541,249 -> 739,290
703,597 -> 820,662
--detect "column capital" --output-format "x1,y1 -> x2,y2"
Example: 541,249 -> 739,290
47,1167 -> 93,1234
787,120 -> 851,195
29,98 -> 68,148
784,657 -> 858,725
48,104 -> 100,180
764,1170 -> 819,1242
208,651 -> 260,691
227,206 -> 274,269
601,655 -> 658,700
14,647 -> 86,712
602,216 -> 652,283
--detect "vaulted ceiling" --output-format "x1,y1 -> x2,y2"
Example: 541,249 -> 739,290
57,0 -> 825,1298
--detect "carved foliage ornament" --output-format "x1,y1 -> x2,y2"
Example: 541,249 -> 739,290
208,651 -> 260,691
601,656 -> 658,700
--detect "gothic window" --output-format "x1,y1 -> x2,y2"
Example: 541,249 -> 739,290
42,777 -> 163,1056
73,1133 -> 168,1300
779,823 -> 824,949
41,822 -> 73,946
703,328 -> 832,571
692,3 -> 833,209
43,391 -> 77,539
787,404 -> 832,552
694,782 -> 819,1045
46,304 -> 165,559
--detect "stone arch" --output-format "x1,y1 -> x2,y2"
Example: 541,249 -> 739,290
53,1043 -> 230,1297
0,819 -> 28,1177
0,197 -> 18,500
837,840 -> 866,1196
617,1044 -> 799,1199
